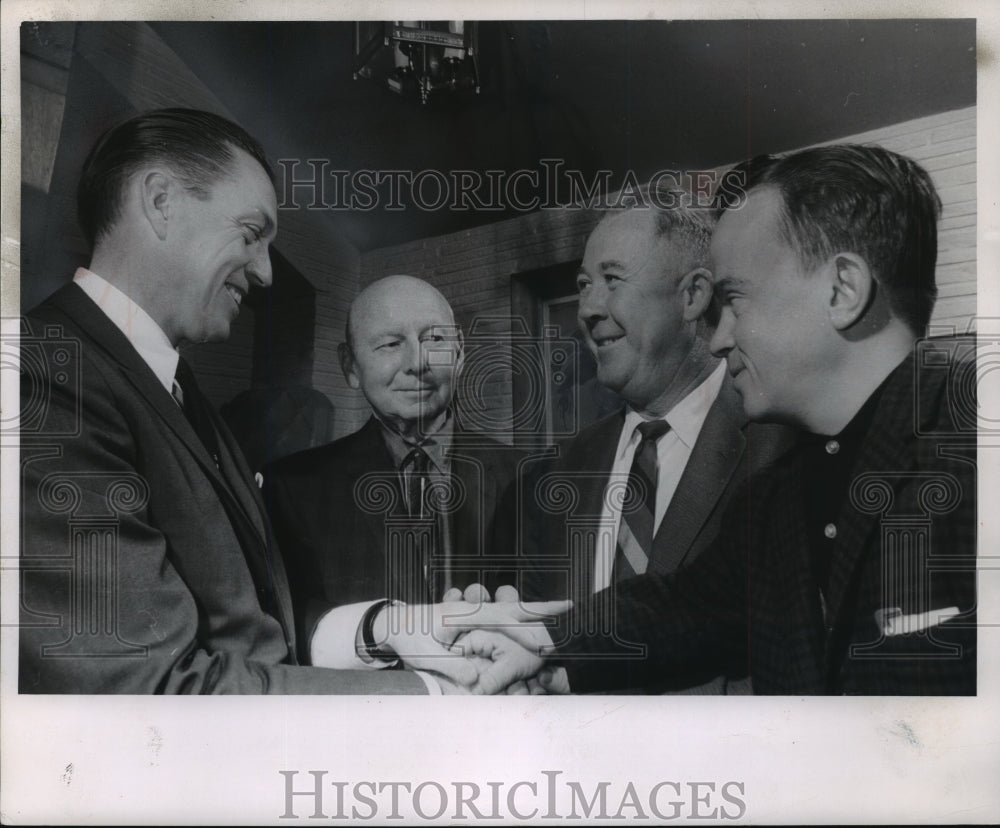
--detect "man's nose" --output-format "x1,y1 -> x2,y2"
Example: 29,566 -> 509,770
405,339 -> 429,373
577,281 -> 607,323
247,246 -> 273,288
710,307 -> 736,358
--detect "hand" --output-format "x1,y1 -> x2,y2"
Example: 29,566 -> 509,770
440,584 -> 544,694
431,673 -> 474,694
494,584 -> 520,603
452,629 -> 569,695
492,585 -> 536,695
384,598 -> 568,651
436,584 -> 548,686
502,674 -> 548,694
441,582 -> 492,604
376,597 -> 569,686
537,667 -> 571,694
370,600 -> 483,688
474,586 -> 569,695
435,597 -> 566,653
499,667 -> 570,695
441,583 -> 546,696
441,584 -> 494,677
511,674 -> 550,695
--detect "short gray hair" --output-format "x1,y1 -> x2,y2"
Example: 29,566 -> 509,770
596,201 -> 716,278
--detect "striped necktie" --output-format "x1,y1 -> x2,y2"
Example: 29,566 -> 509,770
614,419 -> 670,581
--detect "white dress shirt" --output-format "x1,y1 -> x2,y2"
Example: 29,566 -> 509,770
73,267 -> 179,392
310,603 -> 439,693
592,361 -> 726,593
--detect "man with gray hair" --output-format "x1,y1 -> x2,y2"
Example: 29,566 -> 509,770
517,203 -> 788,692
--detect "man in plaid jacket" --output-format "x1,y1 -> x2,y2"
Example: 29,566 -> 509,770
458,144 -> 977,695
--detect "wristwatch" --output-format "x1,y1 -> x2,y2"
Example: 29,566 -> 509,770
360,598 -> 403,665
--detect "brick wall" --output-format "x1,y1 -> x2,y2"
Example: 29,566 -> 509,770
350,105 -> 977,439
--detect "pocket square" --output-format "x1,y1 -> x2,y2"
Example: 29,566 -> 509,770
254,472 -> 264,489
875,606 -> 960,637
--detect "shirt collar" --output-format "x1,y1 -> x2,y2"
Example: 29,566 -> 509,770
620,360 -> 726,455
800,366 -> 892,450
376,410 -> 454,474
73,267 -> 179,394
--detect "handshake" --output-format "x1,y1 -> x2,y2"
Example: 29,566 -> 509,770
367,585 -> 572,695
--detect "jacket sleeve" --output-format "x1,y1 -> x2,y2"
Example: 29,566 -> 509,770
550,483 -> 755,693
260,460 -> 338,664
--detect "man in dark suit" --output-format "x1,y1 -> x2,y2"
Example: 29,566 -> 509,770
516,204 -> 788,693
18,109 -> 483,694
265,275 -> 525,658
455,144 -> 977,696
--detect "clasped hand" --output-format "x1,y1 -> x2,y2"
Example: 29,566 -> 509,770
378,585 -> 570,694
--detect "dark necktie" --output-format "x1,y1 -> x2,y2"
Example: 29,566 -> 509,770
398,446 -> 435,603
172,357 -> 221,467
614,419 -> 671,581
402,445 -> 431,519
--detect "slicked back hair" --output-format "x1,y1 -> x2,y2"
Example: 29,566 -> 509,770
77,107 -> 272,248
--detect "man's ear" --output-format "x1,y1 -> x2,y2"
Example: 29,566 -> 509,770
681,267 -> 715,322
139,170 -> 173,241
338,342 -> 361,389
828,253 -> 874,331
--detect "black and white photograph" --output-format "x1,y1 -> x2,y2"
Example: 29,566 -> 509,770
1,1 -> 998,824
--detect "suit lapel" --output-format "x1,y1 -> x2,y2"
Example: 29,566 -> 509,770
50,286 -> 243,498
51,285 -> 203,453
122,357 -> 271,561
47,284 -> 294,641
568,410 -> 625,517
558,411 -> 625,601
650,377 -> 747,574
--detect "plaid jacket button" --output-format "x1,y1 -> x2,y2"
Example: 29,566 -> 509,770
824,523 -> 838,539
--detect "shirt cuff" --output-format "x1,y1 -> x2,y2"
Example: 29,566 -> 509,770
414,670 -> 442,695
310,601 -> 386,669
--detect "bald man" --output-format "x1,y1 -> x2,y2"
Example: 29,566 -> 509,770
264,275 -> 524,661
